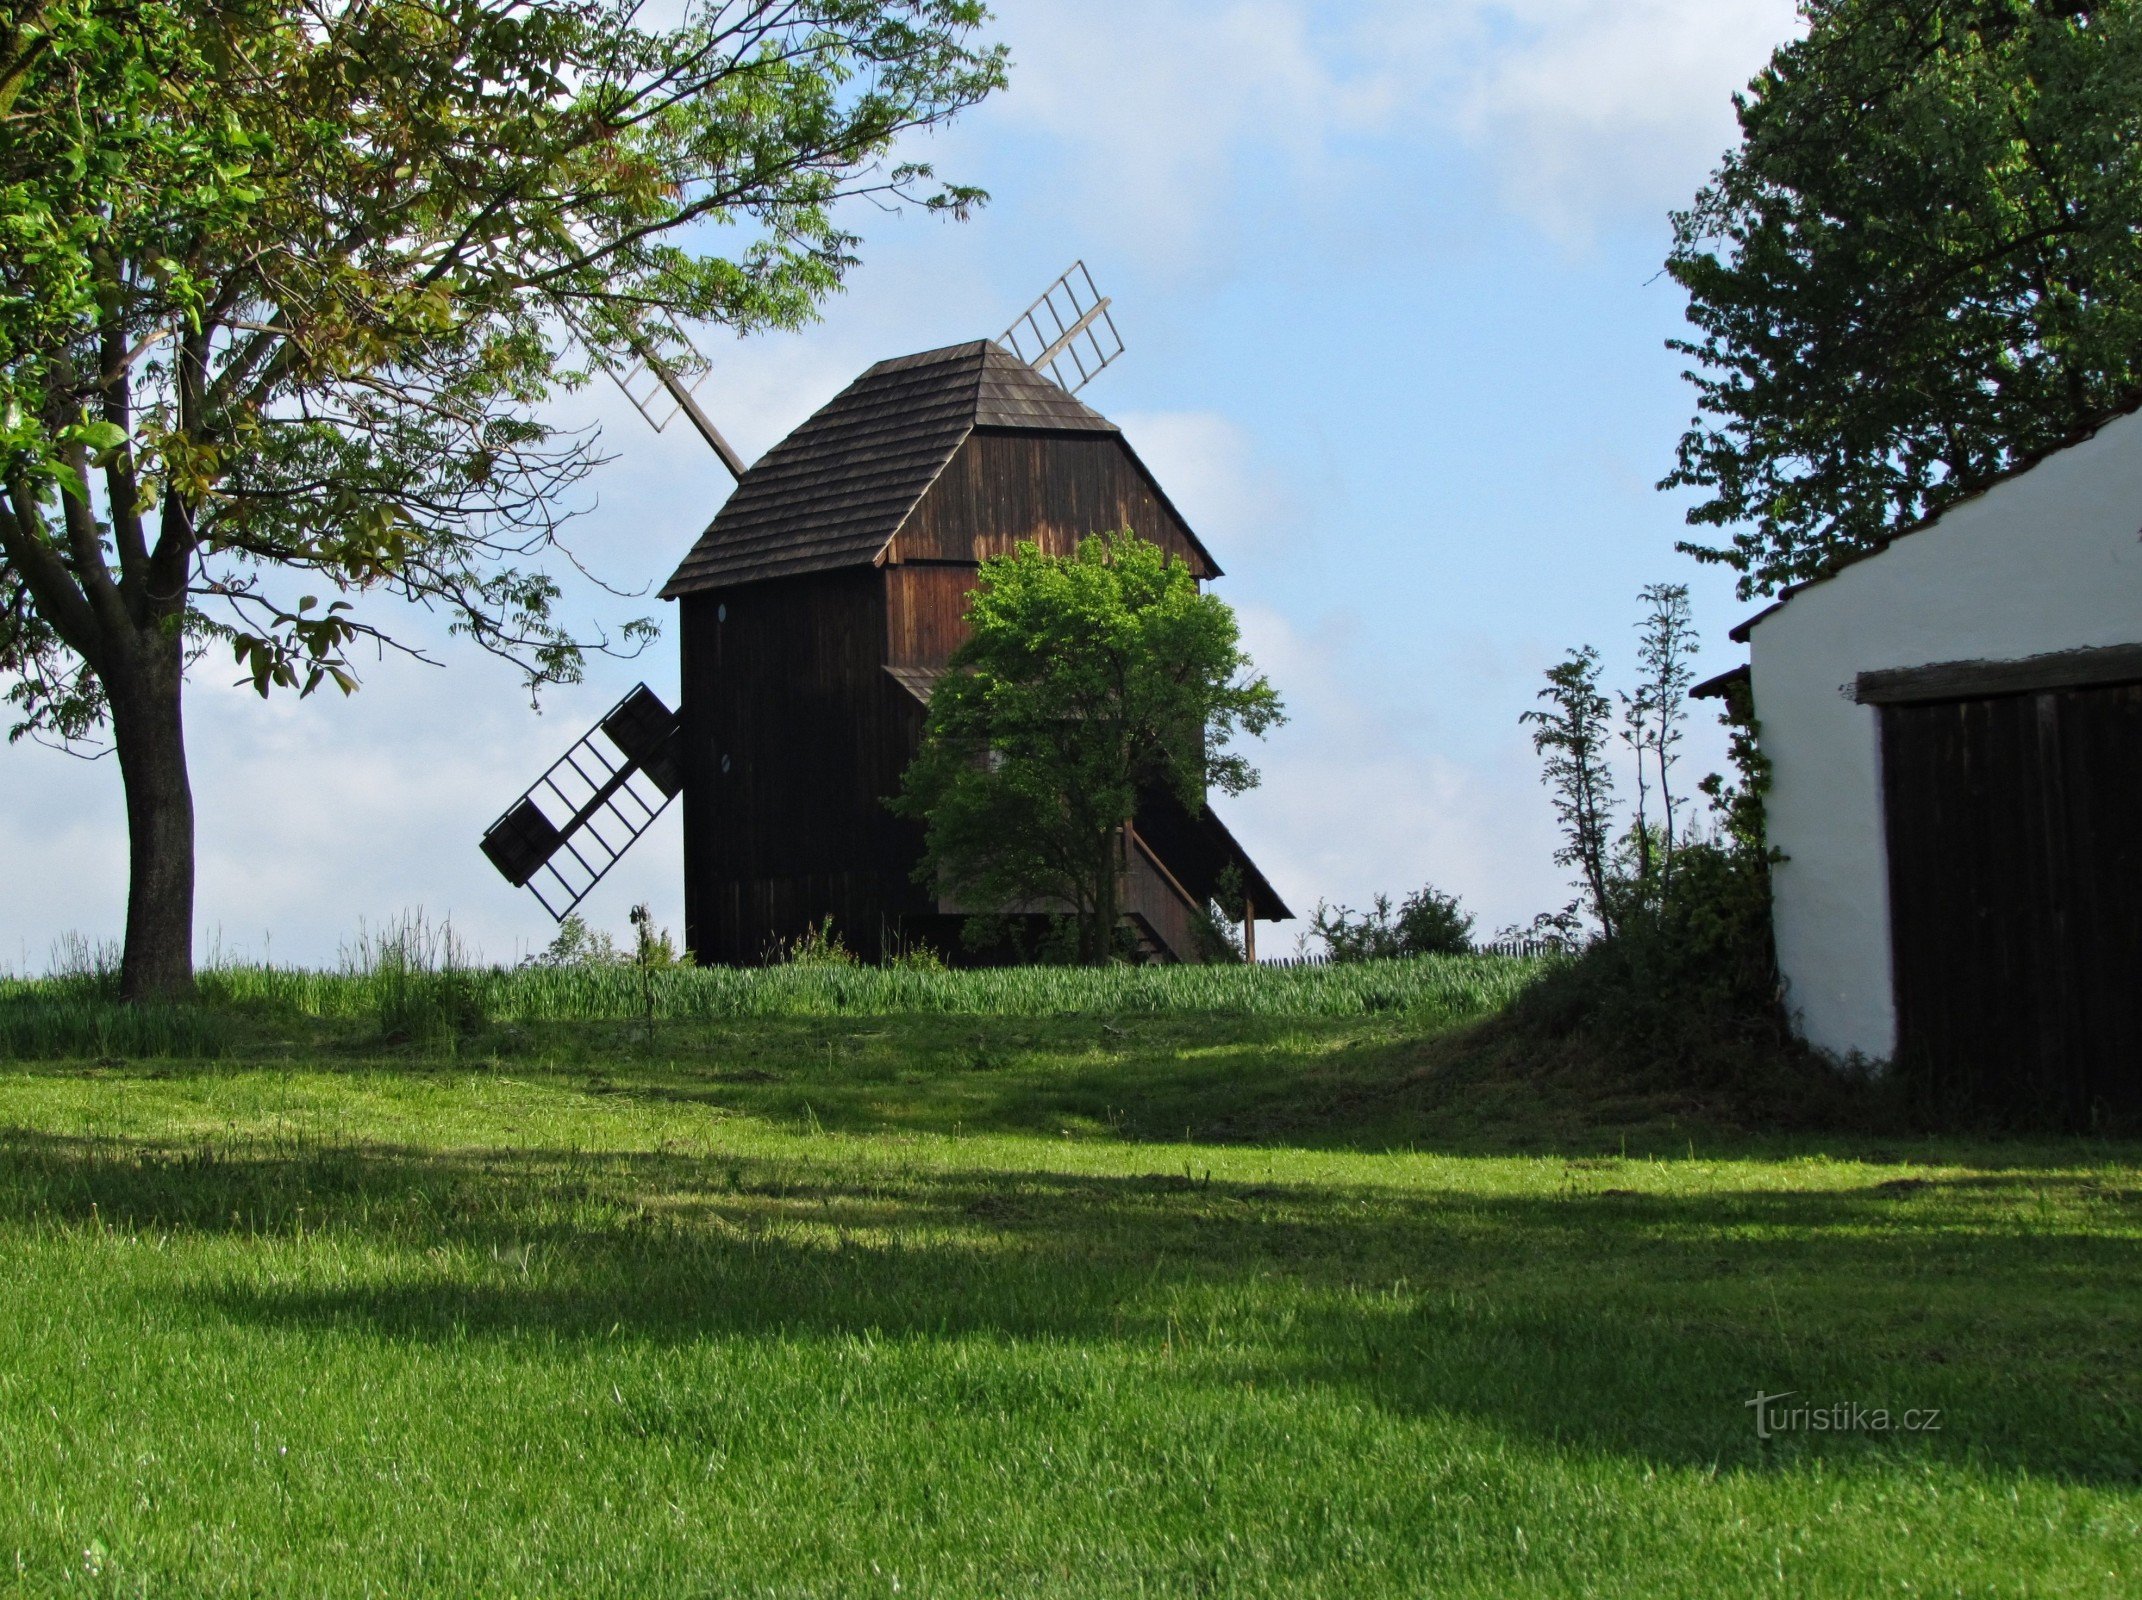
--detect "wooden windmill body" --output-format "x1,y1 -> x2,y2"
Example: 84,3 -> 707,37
480,270 -> 1290,962
660,339 -> 1289,963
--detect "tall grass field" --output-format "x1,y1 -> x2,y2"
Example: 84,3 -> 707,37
0,948 -> 1543,1059
0,951 -> 2135,1596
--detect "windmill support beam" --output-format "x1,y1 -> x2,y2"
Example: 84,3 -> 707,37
653,363 -> 747,480
1029,297 -> 1112,378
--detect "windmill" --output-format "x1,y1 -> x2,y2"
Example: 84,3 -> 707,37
479,263 -> 1131,924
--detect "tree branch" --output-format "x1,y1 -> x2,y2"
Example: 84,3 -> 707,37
0,477 -> 104,670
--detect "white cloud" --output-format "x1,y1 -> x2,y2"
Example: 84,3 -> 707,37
986,0 -> 1395,269
0,760 -> 129,976
1449,0 -> 1802,242
983,0 -> 1801,262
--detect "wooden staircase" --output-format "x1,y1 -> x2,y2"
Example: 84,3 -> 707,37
1123,912 -> 1176,965
1121,827 -> 1203,963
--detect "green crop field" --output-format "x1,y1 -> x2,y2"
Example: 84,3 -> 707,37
0,958 -> 2135,1597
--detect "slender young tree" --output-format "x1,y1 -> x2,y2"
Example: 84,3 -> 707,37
0,0 -> 1005,997
1632,580 -> 1695,872
1617,675 -> 1657,890
1523,646 -> 1618,939
893,532 -> 1283,966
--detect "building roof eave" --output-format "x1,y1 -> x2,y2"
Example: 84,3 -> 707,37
1725,392 -> 2142,641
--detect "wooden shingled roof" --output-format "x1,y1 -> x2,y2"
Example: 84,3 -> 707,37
661,340 -> 1123,596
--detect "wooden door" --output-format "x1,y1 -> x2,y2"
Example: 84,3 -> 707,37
1881,680 -> 2142,1126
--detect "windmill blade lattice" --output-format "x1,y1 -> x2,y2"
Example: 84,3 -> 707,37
1000,261 -> 1123,394
589,306 -> 705,434
559,300 -> 748,479
479,684 -> 683,921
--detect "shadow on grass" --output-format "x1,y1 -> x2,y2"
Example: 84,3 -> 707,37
2,1125 -> 2136,1485
460,1015 -> 2142,1163
15,1015 -> 2142,1168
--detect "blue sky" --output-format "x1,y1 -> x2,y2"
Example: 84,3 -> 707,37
1,0 -> 1805,970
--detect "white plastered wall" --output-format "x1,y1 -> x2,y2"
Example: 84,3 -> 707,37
1749,409 -> 2142,1061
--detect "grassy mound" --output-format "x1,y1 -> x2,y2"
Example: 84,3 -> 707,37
0,946 -> 1930,1148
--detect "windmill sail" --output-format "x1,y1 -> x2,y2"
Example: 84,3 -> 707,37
561,299 -> 747,479
590,314 -> 747,478
479,684 -> 683,921
1000,261 -> 1123,394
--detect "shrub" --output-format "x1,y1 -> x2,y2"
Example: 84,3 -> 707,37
1509,584 -> 1801,1083
884,938 -> 948,972
1510,834 -> 1784,1078
627,906 -> 686,970
525,914 -> 626,967
1314,884 -> 1475,961
773,917 -> 859,968
1395,886 -> 1475,955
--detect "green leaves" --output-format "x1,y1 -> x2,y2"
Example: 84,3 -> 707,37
1665,0 -> 2142,599
68,420 -> 126,456
228,596 -> 359,699
1,0 -> 1006,739
894,531 -> 1284,962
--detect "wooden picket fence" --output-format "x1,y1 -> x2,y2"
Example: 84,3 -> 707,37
1257,938 -> 1557,969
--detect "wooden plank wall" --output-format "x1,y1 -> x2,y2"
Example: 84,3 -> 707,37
891,432 -> 1215,575
679,572 -> 918,963
1882,679 -> 2142,1126
883,428 -> 1218,684
1124,832 -> 1205,962
882,565 -> 977,669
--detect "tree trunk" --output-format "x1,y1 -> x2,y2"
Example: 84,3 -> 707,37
109,627 -> 196,1000
1088,825 -> 1122,967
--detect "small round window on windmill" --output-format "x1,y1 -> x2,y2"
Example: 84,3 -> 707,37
721,754 -> 732,774
717,603 -> 728,623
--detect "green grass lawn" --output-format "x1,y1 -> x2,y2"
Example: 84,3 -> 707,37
0,977 -> 2136,1596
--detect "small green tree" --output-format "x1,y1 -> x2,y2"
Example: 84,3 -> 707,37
1395,884 -> 1475,956
892,531 -> 1283,966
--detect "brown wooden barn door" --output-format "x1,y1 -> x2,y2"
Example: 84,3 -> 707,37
1880,680 -> 2142,1127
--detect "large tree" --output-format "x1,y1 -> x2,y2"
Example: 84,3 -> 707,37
0,0 -> 1004,997
1666,0 -> 2142,598
893,532 -> 1283,966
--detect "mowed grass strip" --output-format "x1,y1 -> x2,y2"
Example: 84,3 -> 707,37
0,1012 -> 2137,1596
